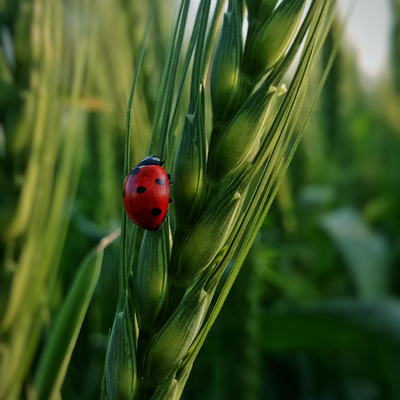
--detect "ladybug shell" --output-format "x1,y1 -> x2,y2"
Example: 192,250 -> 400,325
123,165 -> 170,231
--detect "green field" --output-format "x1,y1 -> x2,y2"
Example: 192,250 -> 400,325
1,1 -> 400,399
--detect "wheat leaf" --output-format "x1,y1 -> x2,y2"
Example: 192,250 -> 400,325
33,230 -> 120,400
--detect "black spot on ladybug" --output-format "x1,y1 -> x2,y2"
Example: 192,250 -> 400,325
131,167 -> 140,176
137,186 -> 146,193
151,208 -> 162,216
155,179 -> 164,186
122,190 -> 125,197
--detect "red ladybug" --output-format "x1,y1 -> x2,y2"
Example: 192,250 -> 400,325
123,155 -> 172,231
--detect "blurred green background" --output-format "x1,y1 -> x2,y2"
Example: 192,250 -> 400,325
1,0 -> 400,399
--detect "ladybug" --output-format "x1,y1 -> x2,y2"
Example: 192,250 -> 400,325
123,155 -> 172,231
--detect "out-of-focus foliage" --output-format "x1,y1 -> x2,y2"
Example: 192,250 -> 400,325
0,0 -> 399,399
0,0 -> 171,399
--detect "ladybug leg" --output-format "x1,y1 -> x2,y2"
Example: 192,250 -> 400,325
167,173 -> 172,180
159,160 -> 166,166
169,197 -> 174,203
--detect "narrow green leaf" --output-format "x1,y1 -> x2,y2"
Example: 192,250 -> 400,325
189,0 -> 212,111
166,6 -> 202,165
121,0 -> 158,297
33,230 -> 120,400
202,0 -> 227,80
156,0 -> 192,158
167,0 -> 226,168
320,208 -> 389,298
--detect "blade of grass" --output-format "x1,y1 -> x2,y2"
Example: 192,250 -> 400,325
165,0 -> 226,169
156,0 -> 192,158
146,0 -> 189,157
202,0 -> 227,80
188,0 -> 211,111
121,0 -> 159,298
33,230 -> 120,400
165,12 -> 200,167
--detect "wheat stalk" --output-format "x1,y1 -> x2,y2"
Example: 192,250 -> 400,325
104,0 -> 337,399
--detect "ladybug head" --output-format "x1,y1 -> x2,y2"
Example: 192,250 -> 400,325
136,155 -> 165,167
